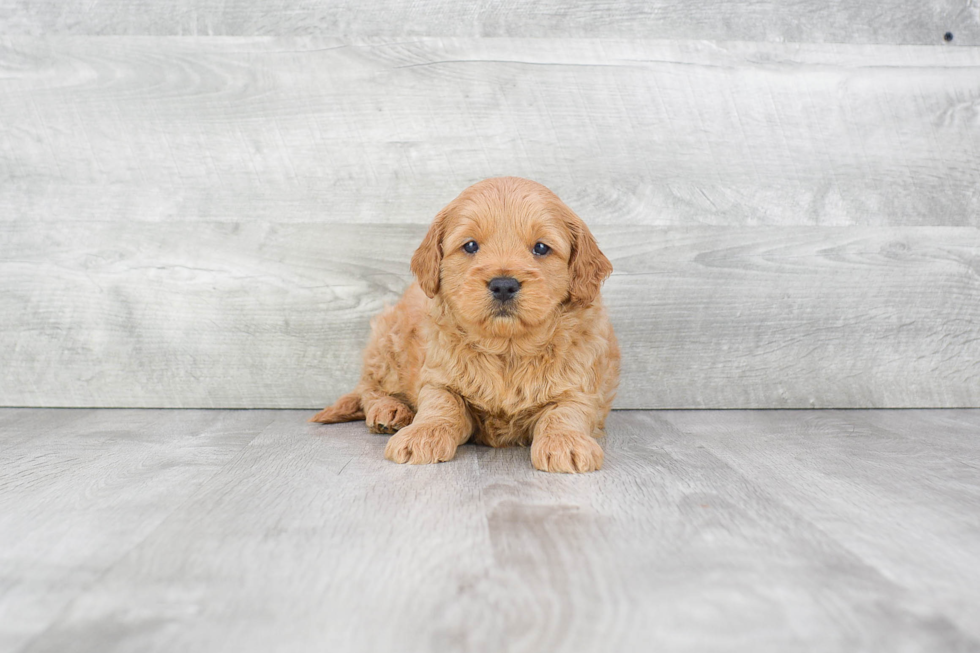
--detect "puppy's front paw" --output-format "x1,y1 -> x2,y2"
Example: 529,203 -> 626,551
531,431 -> 603,473
384,423 -> 458,465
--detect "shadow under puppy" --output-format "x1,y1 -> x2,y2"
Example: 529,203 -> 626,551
311,177 -> 619,472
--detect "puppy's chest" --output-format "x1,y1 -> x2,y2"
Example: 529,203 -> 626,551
469,353 -> 561,407
452,354 -> 568,446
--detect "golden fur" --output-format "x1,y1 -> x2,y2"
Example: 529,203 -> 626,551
311,177 -> 619,473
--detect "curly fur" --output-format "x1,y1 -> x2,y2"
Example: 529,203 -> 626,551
311,177 -> 619,473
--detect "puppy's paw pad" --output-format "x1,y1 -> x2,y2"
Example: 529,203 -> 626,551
384,424 -> 457,465
531,432 -> 603,473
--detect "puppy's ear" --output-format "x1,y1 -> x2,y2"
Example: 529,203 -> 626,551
411,205 -> 450,298
563,207 -> 612,307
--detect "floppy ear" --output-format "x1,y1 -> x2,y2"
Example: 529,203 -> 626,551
411,206 -> 450,298
564,208 -> 613,307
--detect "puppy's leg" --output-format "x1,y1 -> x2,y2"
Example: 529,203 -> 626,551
309,391 -> 365,423
361,389 -> 415,434
531,402 -> 604,473
384,385 -> 473,464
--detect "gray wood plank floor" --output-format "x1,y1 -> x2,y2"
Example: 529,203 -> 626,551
2,408 -> 979,652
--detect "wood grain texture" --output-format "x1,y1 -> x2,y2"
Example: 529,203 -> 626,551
1,0 -> 978,45
2,38 -> 979,228
3,37 -> 980,408
2,222 -> 978,409
660,409 -> 980,643
0,408 -> 268,653
4,408 -> 980,652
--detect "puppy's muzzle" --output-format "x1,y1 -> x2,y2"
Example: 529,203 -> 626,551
488,276 -> 521,303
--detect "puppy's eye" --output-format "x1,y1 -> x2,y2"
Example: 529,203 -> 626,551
462,240 -> 479,254
532,242 -> 551,256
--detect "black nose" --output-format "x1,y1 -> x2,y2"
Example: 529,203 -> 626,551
488,276 -> 521,302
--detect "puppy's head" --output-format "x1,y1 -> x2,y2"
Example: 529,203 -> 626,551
411,177 -> 612,336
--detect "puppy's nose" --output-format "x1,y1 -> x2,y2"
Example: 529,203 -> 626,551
488,276 -> 521,302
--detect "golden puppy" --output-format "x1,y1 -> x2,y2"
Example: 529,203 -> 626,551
311,177 -> 619,472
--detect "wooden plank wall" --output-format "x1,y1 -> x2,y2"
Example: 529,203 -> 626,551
1,5 -> 978,408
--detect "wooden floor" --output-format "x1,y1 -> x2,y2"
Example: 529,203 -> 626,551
2,408 -> 979,652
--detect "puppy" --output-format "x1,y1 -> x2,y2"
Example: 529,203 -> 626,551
311,177 -> 619,473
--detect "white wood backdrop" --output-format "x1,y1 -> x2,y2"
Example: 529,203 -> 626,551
1,10 -> 979,408
2,1 -> 978,44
